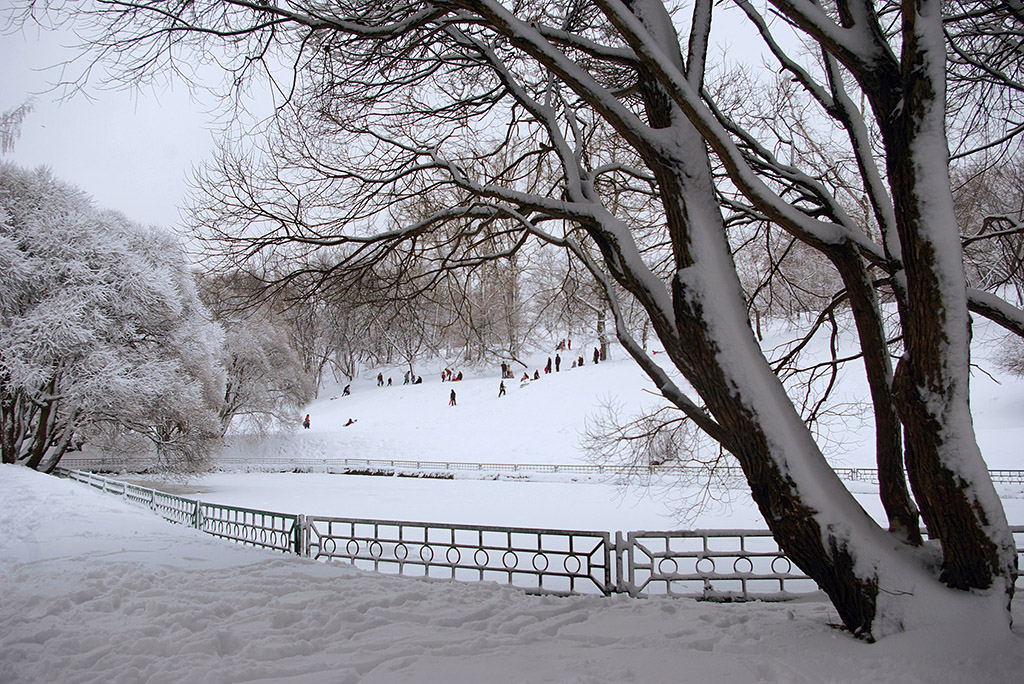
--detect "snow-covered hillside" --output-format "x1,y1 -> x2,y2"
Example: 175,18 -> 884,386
221,322 -> 1024,471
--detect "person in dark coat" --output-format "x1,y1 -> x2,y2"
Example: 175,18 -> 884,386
545,357 -> 552,374
449,389 -> 457,406
342,385 -> 350,396
555,354 -> 561,372
498,381 -> 506,397
303,414 -> 311,429
593,347 -> 600,364
377,372 -> 384,386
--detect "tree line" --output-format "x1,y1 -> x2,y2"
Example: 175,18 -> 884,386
0,153 -> 621,473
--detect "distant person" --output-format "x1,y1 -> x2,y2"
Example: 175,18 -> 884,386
498,381 -> 506,397
344,418 -> 356,427
456,371 -> 463,381
568,338 -> 572,350
303,414 -> 310,429
415,376 -> 423,384
533,370 -> 540,380
377,372 -> 384,386
593,347 -> 600,364
404,371 -> 410,385
571,360 -> 577,369
449,389 -> 457,406
578,355 -> 584,367
342,385 -> 351,396
387,377 -> 392,386
555,354 -> 561,372
545,357 -> 552,374
520,373 -> 530,388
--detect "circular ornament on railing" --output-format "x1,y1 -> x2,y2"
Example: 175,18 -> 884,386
695,556 -> 715,576
346,539 -> 360,556
395,543 -> 409,560
563,554 -> 582,574
259,529 -> 268,543
771,556 -> 792,574
532,553 -> 549,572
446,547 -> 461,564
420,545 -> 435,562
733,557 -> 754,575
370,541 -> 383,558
323,537 -> 337,555
657,557 -> 679,575
474,549 -> 490,566
502,551 -> 519,569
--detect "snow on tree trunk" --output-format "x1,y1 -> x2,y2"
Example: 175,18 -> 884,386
880,1 -> 1016,597
616,0 -> 1012,638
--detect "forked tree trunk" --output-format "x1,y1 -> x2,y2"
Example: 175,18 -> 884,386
864,1 -> 1017,597
611,0 -> 1014,638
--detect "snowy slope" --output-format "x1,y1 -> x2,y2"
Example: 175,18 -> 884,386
221,322 -> 1024,471
232,349 -> 665,467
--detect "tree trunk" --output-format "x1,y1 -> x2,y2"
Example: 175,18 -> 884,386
611,0 -> 1012,638
868,1 -> 1016,596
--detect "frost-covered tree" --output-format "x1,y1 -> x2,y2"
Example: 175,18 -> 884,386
0,102 -> 32,154
0,163 -> 224,472
199,274 -> 316,433
216,316 -> 314,433
25,0 -> 1024,638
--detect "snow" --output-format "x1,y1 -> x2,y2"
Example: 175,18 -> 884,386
12,321 -> 1024,680
3,464 -> 1023,683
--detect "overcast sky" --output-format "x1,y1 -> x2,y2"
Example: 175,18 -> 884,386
2,5 -> 768,236
2,22 -> 217,231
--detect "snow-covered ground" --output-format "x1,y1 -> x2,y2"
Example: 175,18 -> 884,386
14,322 -> 1024,682
3,465 -> 1023,684
136,323 -> 1024,530
213,325 -> 1024,472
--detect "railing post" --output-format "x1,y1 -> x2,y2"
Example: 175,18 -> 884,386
614,531 -> 625,594
295,514 -> 308,557
194,500 -> 203,529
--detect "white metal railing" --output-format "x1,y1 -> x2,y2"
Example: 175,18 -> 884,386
618,529 -> 819,598
307,516 -> 613,594
55,454 -> 1024,485
56,468 -> 1024,599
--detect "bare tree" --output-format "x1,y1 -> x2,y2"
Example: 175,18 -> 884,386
26,0 -> 1024,639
